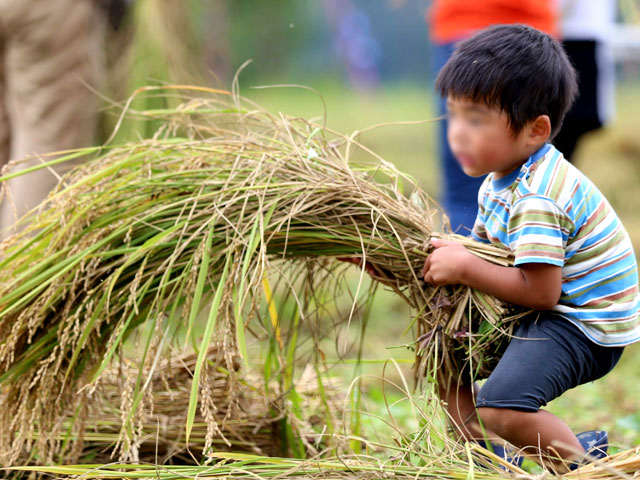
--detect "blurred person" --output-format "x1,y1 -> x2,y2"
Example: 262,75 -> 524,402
426,0 -> 558,233
553,0 -> 616,161
0,0 -> 107,239
324,0 -> 382,91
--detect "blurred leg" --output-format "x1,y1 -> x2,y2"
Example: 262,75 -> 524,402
0,36 -> 10,169
431,41 -> 485,234
438,94 -> 485,233
553,40 -> 603,163
0,0 -> 102,238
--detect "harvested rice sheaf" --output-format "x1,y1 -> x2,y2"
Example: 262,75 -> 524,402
0,87 -> 525,464
63,346 -> 344,463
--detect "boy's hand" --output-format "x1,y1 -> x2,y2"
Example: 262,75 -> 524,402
422,238 -> 474,286
338,257 -> 395,284
422,238 -> 562,310
338,257 -> 377,277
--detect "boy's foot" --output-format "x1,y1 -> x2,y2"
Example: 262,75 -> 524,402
569,430 -> 608,470
475,440 -> 523,470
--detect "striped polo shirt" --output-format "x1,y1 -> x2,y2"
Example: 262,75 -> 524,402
472,143 -> 640,346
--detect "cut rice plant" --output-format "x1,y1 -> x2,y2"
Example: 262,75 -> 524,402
0,86 -> 526,465
48,346 -> 345,464
11,447 -> 640,479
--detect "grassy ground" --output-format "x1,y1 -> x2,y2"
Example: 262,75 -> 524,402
245,81 -> 640,452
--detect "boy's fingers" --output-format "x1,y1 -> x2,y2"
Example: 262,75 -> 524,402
421,256 -> 430,279
338,257 -> 381,279
423,270 -> 434,285
365,263 -> 377,276
431,238 -> 454,248
337,257 -> 362,266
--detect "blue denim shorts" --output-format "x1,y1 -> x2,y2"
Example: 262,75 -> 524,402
475,312 -> 624,412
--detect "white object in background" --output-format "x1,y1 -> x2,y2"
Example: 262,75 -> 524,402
560,0 -> 616,40
560,0 -> 616,125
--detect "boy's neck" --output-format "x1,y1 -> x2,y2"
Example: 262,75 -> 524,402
493,143 -> 549,180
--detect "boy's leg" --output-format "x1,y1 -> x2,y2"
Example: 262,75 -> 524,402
439,380 -> 525,469
438,379 -> 508,447
439,381 -> 483,440
477,407 -> 582,464
475,313 -> 623,469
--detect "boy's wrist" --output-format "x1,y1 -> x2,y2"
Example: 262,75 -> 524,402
456,253 -> 472,284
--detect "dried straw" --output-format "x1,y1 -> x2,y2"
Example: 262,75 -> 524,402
9,447 -> 640,479
0,86 -> 525,464
53,346 -> 344,464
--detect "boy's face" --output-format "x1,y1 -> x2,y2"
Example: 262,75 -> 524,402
445,95 -> 534,179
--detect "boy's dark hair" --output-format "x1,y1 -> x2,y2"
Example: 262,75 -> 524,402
436,24 -> 578,139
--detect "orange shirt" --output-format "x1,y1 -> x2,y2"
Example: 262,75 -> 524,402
428,0 -> 558,43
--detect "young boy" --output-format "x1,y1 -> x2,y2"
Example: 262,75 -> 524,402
422,24 -> 640,470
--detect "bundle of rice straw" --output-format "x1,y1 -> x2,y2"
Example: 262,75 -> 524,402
56,346 -> 344,464
0,86 -> 525,464
9,447 -> 640,480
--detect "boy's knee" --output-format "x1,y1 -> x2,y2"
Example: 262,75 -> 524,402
477,407 -> 526,437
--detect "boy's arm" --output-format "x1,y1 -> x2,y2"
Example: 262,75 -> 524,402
422,238 -> 562,310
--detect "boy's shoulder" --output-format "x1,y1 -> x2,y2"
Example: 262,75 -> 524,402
514,144 -> 590,208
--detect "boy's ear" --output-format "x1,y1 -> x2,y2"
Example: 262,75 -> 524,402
528,115 -> 551,144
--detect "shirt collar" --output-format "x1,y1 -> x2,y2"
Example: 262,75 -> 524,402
491,166 -> 521,191
525,143 -> 552,168
491,143 -> 552,191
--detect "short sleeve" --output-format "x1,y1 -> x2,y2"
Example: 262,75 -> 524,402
508,194 -> 574,266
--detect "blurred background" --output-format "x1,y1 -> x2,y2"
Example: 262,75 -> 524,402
3,0 -> 640,459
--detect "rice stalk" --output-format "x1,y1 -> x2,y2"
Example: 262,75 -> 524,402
0,86 -> 526,464
42,346 -> 344,464
11,446 -> 640,479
